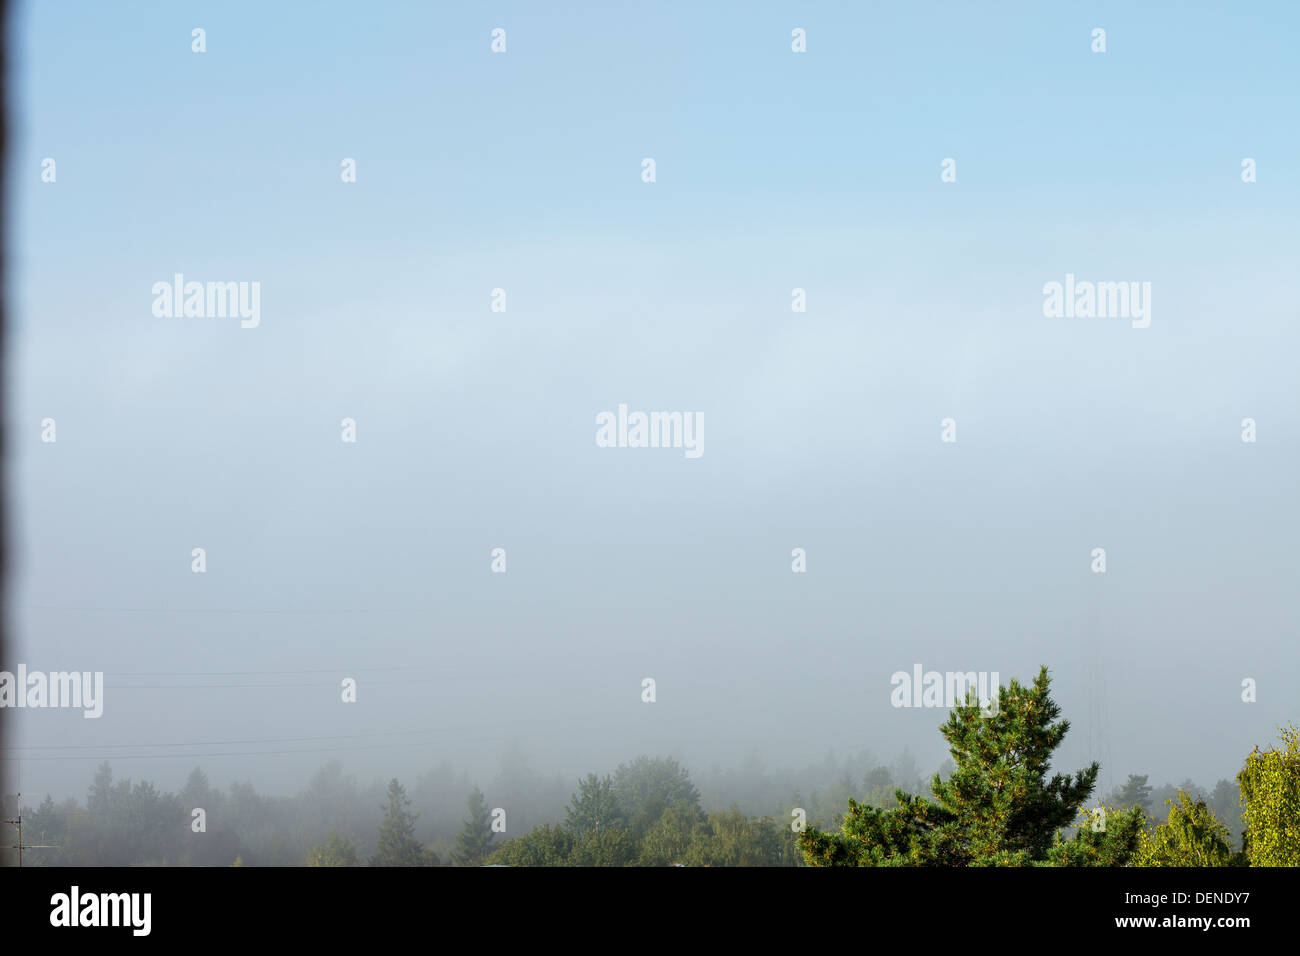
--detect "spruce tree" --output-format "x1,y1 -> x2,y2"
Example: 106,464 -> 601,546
369,778 -> 424,867
454,786 -> 495,865
1116,774 -> 1154,816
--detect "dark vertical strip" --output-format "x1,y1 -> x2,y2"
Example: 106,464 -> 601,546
0,0 -> 9,857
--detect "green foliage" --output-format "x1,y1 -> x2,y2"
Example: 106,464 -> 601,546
1208,778 -> 1244,850
1237,725 -> 1300,867
637,803 -> 706,866
568,824 -> 638,866
489,824 -> 576,867
611,756 -> 702,838
681,810 -> 795,867
1133,791 -> 1233,867
369,778 -> 425,867
492,765 -> 797,867
76,762 -> 189,865
1116,774 -> 1154,816
27,709 -> 1285,867
306,828 -> 359,867
563,773 -> 625,837
799,791 -> 960,866
454,786 -> 495,865
799,667 -> 1101,866
1045,805 -> 1145,867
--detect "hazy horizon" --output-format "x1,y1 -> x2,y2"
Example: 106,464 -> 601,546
5,1 -> 1298,811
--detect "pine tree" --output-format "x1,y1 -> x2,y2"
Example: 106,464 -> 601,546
454,786 -> 495,865
1046,803 -> 1146,866
800,666 -> 1100,866
369,778 -> 424,867
1116,774 -> 1154,816
928,667 -> 1098,862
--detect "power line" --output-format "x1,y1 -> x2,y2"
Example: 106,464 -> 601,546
2,726 -> 573,762
0,671 -> 451,689
1,715 -> 590,758
105,667 -> 415,676
9,605 -> 447,616
2,740 -> 446,761
107,678 -> 447,689
0,727 -> 440,752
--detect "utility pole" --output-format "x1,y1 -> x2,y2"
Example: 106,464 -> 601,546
4,794 -> 59,867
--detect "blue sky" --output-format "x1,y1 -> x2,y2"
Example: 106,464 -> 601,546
6,1 -> 1299,799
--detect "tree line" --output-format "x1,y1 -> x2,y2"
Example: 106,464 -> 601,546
7,667 -> 1296,866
